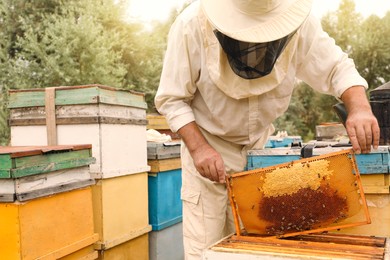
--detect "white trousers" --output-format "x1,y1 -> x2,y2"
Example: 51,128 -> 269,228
180,129 -> 264,260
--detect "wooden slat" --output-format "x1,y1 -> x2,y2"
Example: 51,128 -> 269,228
45,87 -> 57,146
0,144 -> 92,157
0,169 -> 11,178
8,84 -> 147,109
214,237 -> 385,259
9,117 -> 148,126
11,157 -> 96,178
16,179 -> 95,202
287,233 -> 387,247
14,149 -> 92,168
148,158 -> 181,172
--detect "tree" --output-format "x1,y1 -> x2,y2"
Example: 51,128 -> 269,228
0,0 -> 164,145
353,13 -> 390,88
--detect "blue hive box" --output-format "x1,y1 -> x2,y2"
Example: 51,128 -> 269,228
265,136 -> 302,148
147,141 -> 182,231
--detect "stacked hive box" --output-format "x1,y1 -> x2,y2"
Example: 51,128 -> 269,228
146,114 -> 181,140
147,140 -> 184,260
0,145 -> 98,259
246,145 -> 390,237
8,85 -> 151,259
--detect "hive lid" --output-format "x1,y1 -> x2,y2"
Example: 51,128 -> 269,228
0,144 -> 95,179
227,149 -> 370,238
8,84 -> 147,109
370,81 -> 390,100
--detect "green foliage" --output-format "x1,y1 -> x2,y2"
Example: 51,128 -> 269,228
273,83 -> 339,142
276,0 -> 390,141
0,0 -> 389,145
0,0 -> 169,145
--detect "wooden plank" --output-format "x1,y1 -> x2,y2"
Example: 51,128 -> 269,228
228,235 -> 386,257
0,154 -> 12,170
147,142 -> 181,160
99,87 -> 147,109
8,90 -> 46,108
213,239 -> 385,259
8,85 -> 147,109
0,144 -> 92,157
148,158 -> 181,172
16,179 -> 95,202
0,166 -> 94,202
11,157 -> 96,178
9,117 -> 148,126
13,149 -> 92,168
45,87 -> 57,145
0,169 -> 11,178
286,233 -> 387,247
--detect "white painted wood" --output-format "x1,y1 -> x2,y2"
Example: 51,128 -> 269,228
0,166 -> 93,202
11,123 -> 148,179
0,179 -> 15,196
11,125 -> 47,146
15,166 -> 91,193
9,104 -> 146,121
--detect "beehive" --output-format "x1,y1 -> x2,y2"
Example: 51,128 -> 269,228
92,172 -> 151,250
147,141 -> 182,230
0,145 -> 95,202
0,187 -> 98,260
8,85 -> 150,178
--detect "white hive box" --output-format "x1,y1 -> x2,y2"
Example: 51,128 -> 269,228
8,84 -> 150,179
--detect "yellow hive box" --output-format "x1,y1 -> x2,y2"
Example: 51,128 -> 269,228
147,114 -> 169,130
97,233 -> 149,260
60,244 -> 98,260
92,172 -> 151,250
331,173 -> 390,237
0,187 -> 98,260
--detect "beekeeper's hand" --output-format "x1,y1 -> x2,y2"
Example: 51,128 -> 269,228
178,121 -> 226,183
341,86 -> 380,154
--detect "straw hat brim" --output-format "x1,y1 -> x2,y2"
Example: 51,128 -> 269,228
201,0 -> 313,42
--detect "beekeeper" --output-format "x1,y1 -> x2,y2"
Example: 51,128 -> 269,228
154,0 -> 380,258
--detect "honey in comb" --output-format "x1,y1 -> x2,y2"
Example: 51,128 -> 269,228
258,183 -> 348,235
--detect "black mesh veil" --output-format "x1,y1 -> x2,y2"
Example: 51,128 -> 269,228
214,30 -> 296,79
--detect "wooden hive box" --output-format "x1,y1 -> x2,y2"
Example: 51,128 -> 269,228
147,141 -> 182,231
0,187 -> 98,260
8,85 -> 150,179
0,145 -> 95,202
92,172 -> 151,250
147,141 -> 181,160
